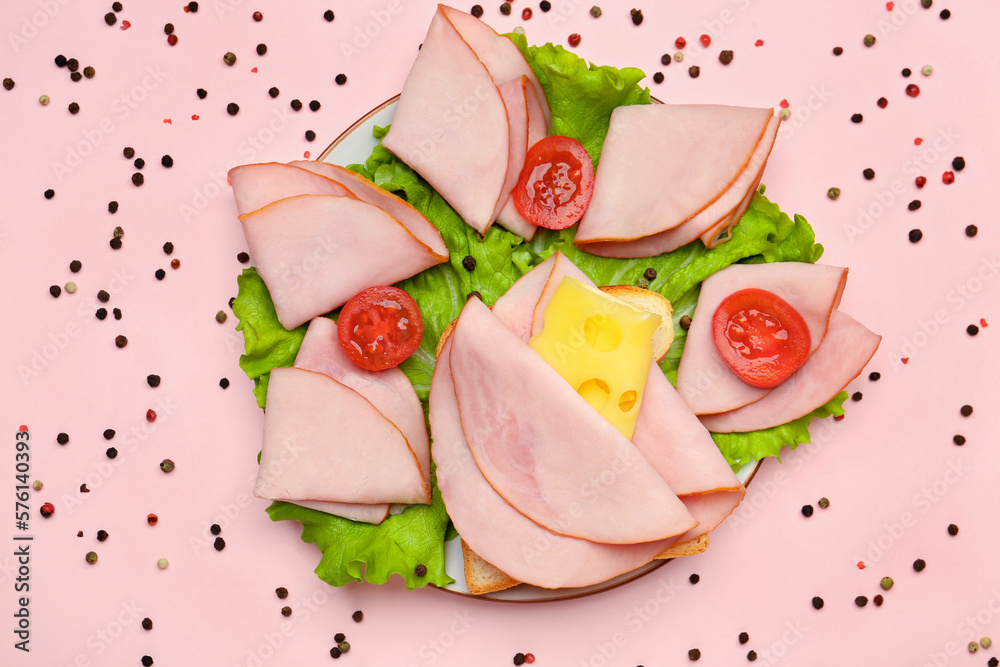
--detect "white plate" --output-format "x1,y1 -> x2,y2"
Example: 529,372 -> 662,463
319,98 -> 761,602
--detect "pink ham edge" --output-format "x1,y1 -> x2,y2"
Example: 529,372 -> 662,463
430,335 -> 677,589
700,310 -> 881,432
438,4 -> 550,130
492,78 -> 530,224
449,297 -> 697,545
294,316 -> 431,491
495,77 -> 548,240
494,251 -> 744,541
239,194 -> 446,330
676,262 -> 848,416
575,104 -> 773,246
291,500 -> 390,525
253,367 -> 429,505
228,162 -> 356,216
288,160 -> 448,259
381,6 -> 509,234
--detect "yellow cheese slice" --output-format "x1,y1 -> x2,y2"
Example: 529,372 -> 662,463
528,277 -> 661,439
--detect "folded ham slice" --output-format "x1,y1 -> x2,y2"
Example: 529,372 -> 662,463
287,160 -> 448,259
228,162 -> 356,216
449,297 -> 697,544
240,194 -> 447,330
699,310 -> 881,432
291,500 -> 390,525
575,104 -> 778,257
492,76 -> 547,240
253,366 -> 430,505
382,6 -> 509,233
676,262 -> 848,416
431,335 -> 679,589
493,251 -> 744,542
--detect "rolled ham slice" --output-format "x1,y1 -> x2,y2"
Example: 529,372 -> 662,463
228,162 -> 356,216
253,366 -> 430,505
700,310 -> 881,432
287,160 -> 448,259
438,4 -> 549,129
449,296 -> 697,545
431,335 -> 678,589
675,262 -> 848,416
382,6 -> 509,233
494,251 -> 744,541
575,104 -> 776,257
239,194 -> 447,330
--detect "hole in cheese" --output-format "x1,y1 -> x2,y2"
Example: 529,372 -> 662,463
577,378 -> 611,410
583,314 -> 622,352
618,389 -> 637,412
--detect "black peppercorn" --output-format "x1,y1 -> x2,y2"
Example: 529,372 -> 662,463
309,99 -> 320,111
227,102 -> 240,116
197,88 -> 207,99
462,255 -> 476,271
812,596 -> 824,609
268,86 -> 279,98
335,73 -> 347,85
256,43 -> 267,56
323,9 -> 335,21
290,99 -> 302,111
907,200 -> 921,211
630,8 -> 644,25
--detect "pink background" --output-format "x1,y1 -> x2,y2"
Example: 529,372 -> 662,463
3,0 -> 999,665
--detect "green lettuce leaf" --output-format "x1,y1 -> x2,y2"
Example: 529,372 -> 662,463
711,391 -> 849,472
232,268 -> 307,408
265,468 -> 453,590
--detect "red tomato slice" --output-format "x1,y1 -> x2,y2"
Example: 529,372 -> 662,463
337,286 -> 424,371
512,135 -> 595,230
711,288 -> 811,388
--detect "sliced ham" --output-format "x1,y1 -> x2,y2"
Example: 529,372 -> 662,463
575,104 -> 774,255
494,77 -> 548,240
676,262 -> 848,416
449,296 -> 697,545
381,6 -> 509,233
239,194 -> 447,330
294,316 -> 431,492
253,366 -> 430,505
431,335 -> 678,589
438,4 -> 550,129
228,162 -> 355,216
700,310 -> 881,432
493,250 -> 744,541
291,500 -> 390,525
492,77 -> 530,224
288,160 -> 448,259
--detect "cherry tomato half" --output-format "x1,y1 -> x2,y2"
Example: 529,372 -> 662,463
711,288 -> 811,388
337,286 -> 424,371
512,135 -> 595,230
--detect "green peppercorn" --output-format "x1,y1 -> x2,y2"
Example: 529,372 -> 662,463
500,2 -> 511,15
863,34 -> 876,47
880,576 -> 893,590
827,187 -> 841,200
39,94 -> 50,106
921,0 -> 932,7
674,51 -> 684,63
922,65 -> 933,76
969,642 -> 979,654
32,480 -> 43,491
338,641 -> 351,654
157,558 -> 169,570
818,497 -> 830,508
779,108 -> 791,120
590,6 -> 602,17
981,637 -> 992,649
86,551 -> 98,564
215,310 -> 228,323
160,459 -> 175,473
223,52 -> 237,66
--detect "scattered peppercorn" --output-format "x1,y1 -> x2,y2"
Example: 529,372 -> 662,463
965,225 -> 978,237
103,428 -> 116,439
967,324 -> 979,336
852,391 -> 863,401
953,434 -> 966,445
68,102 -> 80,114
155,268 -> 166,280
500,3 -> 512,16
305,130 -> 316,141
589,5 -> 600,18
275,587 -> 289,599
940,9 -> 950,19
982,638 -> 993,649
132,172 -> 144,186
253,10 -> 263,21
948,523 -> 959,536
719,50 -> 734,65
39,94 -> 50,106
540,1 -> 551,12
880,576 -> 894,590
161,155 -> 173,168
227,102 -> 240,115
912,558 -> 926,572
219,378 -> 230,388
141,656 -> 153,667
112,1 -> 123,10
863,168 -> 875,180
568,33 -> 581,47
688,648 -> 701,660
352,610 -> 364,622
851,113 -> 863,123
86,551 -> 98,564
256,43 -> 267,56
49,285 -> 62,298
653,72 -> 664,84
309,99 -> 321,111
197,88 -> 208,99
96,308 -> 108,320
902,67 -> 912,78
906,83 -> 920,97
907,200 -> 921,211
952,156 -> 965,171
679,315 -> 692,330
104,12 -> 117,25
281,606 -> 292,617
689,573 -> 700,584
855,595 -> 868,607
65,282 -> 77,294
167,34 -> 178,46
290,98 -> 302,111
157,558 -> 169,569
330,647 -> 342,659
134,157 -> 145,169
215,310 -> 228,324
869,371 -> 880,381
961,404 -> 973,416
57,432 -> 69,445
335,73 -> 348,85
471,5 -> 484,18
802,504 -> 814,517
989,658 -> 998,667
415,564 -> 428,577
324,9 -> 335,21
213,537 -> 226,551
688,65 -> 700,78
338,642 -> 350,654
115,335 -> 128,348
630,8 -> 644,25
112,307 -> 122,320
812,596 -> 824,609
739,632 -> 749,644
106,447 -> 118,459
39,502 -> 55,518
67,58 -> 79,71
827,187 -> 841,200
970,642 -> 980,654
522,8 -> 532,19
223,52 -> 237,66
832,46 -> 843,55
747,650 -> 758,661
863,34 -> 876,47
97,530 -> 109,542
877,97 -> 888,109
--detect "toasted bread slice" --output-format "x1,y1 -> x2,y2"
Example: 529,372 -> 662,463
598,285 -> 674,361
655,533 -> 709,559
461,539 -> 520,595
